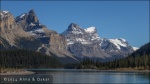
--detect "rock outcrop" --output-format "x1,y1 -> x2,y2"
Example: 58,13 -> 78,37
0,11 -> 30,47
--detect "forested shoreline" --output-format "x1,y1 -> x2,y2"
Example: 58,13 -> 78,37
0,51 -> 149,70
0,52 -> 149,70
0,42 -> 150,70
64,55 -> 150,70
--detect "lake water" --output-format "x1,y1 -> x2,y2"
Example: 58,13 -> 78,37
1,69 -> 150,84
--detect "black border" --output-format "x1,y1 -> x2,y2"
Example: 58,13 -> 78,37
0,0 -> 150,1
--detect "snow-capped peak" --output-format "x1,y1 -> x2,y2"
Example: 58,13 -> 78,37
62,23 -> 84,35
119,38 -> 126,42
84,26 -> 96,33
67,23 -> 81,31
109,38 -> 128,50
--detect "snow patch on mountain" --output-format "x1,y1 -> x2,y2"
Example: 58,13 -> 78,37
27,28 -> 45,36
71,30 -> 83,34
84,26 -> 96,33
84,26 -> 100,41
34,28 -> 44,33
3,11 -> 9,14
29,22 -> 36,26
67,42 -> 74,45
20,13 -> 26,18
109,39 -> 128,50
0,13 -> 3,16
76,38 -> 86,42
119,38 -> 126,42
132,47 -> 139,51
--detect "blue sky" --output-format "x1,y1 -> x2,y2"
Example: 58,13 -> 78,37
1,1 -> 149,47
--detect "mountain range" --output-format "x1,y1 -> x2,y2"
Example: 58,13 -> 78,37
0,9 -> 139,63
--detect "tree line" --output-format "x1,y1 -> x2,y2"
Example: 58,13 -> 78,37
64,54 -> 150,70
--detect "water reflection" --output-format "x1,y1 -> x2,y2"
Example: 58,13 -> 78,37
1,69 -> 150,83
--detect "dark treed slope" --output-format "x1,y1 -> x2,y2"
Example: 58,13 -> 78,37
131,42 -> 150,57
0,49 -> 63,68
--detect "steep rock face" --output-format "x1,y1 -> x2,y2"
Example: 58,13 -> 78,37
68,43 -> 109,59
0,37 -> 12,50
49,34 -> 67,50
0,11 -> 30,47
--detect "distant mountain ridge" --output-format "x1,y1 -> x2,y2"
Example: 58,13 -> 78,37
0,9 -> 139,63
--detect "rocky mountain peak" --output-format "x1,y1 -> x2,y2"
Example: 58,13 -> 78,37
15,9 -> 45,36
62,23 -> 85,36
62,23 -> 101,45
67,23 -> 83,31
29,9 -> 35,14
27,9 -> 39,23
15,9 -> 39,24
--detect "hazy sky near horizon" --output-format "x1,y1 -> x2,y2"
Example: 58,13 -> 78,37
1,1 -> 149,47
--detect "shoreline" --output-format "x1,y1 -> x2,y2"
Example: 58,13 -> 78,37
0,69 -> 35,75
99,69 -> 150,72
111,67 -> 150,72
1,68 -> 149,75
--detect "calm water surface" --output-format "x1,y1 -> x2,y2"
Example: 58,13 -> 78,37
27,69 -> 150,83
